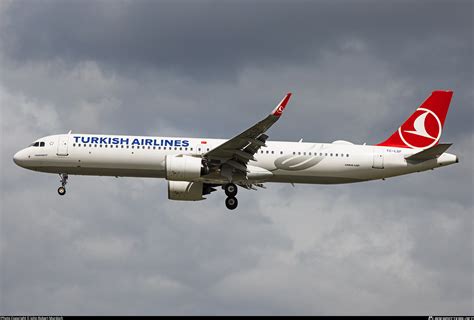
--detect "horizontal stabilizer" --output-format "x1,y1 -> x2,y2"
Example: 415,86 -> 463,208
405,143 -> 452,161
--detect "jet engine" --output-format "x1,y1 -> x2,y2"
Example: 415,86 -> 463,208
168,181 -> 216,201
165,155 -> 209,181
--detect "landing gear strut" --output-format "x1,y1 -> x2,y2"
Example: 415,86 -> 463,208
224,183 -> 238,210
58,173 -> 68,196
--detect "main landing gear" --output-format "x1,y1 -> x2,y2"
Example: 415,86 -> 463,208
57,173 -> 68,196
224,183 -> 238,210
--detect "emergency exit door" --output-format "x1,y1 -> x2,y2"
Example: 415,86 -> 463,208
372,152 -> 384,169
57,135 -> 69,156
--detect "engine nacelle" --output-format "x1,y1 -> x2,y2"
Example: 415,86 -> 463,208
167,181 -> 217,201
165,155 -> 209,181
167,181 -> 204,201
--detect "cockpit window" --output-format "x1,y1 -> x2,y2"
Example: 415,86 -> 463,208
30,141 -> 45,147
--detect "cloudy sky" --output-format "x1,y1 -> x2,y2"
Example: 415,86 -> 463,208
1,0 -> 472,315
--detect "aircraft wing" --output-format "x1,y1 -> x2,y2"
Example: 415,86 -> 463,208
204,93 -> 292,178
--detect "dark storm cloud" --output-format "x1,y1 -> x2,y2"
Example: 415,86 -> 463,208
2,0 -> 471,78
1,0 -> 473,315
1,0 -> 472,139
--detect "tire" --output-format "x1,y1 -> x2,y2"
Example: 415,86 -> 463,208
58,186 -> 66,196
224,183 -> 238,197
225,197 -> 238,210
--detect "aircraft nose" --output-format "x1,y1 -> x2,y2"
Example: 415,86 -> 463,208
13,150 -> 27,166
13,151 -> 20,165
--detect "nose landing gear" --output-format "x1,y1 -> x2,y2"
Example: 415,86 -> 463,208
57,173 -> 68,196
224,183 -> 238,210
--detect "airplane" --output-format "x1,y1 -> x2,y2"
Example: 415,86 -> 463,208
13,90 -> 458,210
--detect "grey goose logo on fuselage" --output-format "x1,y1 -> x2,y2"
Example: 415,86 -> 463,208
273,154 -> 323,171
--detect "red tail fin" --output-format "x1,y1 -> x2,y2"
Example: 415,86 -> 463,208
377,90 -> 453,149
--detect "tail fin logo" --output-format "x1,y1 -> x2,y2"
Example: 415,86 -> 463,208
398,108 -> 442,149
404,111 -> 436,139
377,90 -> 452,149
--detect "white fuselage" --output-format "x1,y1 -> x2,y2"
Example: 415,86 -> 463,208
13,134 -> 458,184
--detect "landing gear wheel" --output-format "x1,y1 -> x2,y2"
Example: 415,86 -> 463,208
225,197 -> 238,210
58,173 -> 68,196
224,183 -> 238,197
58,186 -> 66,196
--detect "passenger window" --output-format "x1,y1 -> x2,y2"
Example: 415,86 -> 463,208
336,153 -> 338,157
280,151 -> 283,154
73,143 -> 76,147
271,151 -> 274,154
330,153 -> 333,156
347,154 -> 349,157
298,152 -> 301,155
293,152 -> 296,155
304,152 -> 306,155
